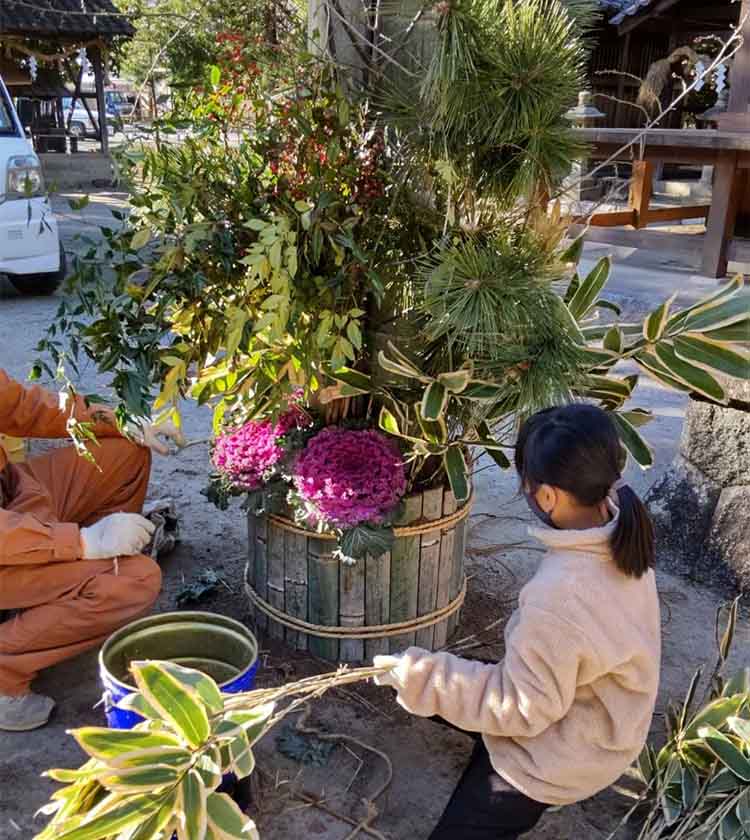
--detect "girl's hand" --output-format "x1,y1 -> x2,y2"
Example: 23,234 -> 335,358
373,654 -> 404,689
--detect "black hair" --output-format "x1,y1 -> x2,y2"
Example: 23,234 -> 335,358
514,404 -> 655,578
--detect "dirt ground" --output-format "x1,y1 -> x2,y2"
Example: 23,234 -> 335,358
0,194 -> 748,839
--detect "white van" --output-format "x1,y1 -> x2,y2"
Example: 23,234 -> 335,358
0,74 -> 64,295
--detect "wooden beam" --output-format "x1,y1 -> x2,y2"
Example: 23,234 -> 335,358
575,127 -> 750,153
645,205 -> 710,224
701,152 -> 745,278
629,160 -> 654,229
617,0 -> 682,37
569,205 -> 709,228
585,210 -> 637,227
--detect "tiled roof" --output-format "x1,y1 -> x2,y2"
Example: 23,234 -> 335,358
608,0 -> 658,25
0,0 -> 135,40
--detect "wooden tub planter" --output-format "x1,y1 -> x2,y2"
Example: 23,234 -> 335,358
244,486 -> 471,663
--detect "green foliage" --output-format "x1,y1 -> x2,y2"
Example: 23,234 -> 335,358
337,523 -> 397,563
120,0 -> 305,91
387,0 -> 589,203
35,660 -> 268,840
39,0 -> 749,506
36,662 -> 390,839
614,599 -> 750,840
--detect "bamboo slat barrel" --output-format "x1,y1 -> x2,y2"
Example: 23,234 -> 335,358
244,487 -> 470,663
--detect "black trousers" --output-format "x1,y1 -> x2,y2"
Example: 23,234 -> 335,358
427,657 -> 548,839
428,735 -> 549,839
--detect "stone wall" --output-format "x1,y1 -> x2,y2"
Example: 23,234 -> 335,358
40,152 -> 115,191
646,379 -> 750,595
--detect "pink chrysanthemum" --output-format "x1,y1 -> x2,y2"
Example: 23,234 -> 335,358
212,406 -> 305,491
293,427 -> 406,528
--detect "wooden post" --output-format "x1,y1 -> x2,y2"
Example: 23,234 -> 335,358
433,492 -> 457,649
702,151 -> 743,278
339,562 -> 366,663
284,532 -> 309,651
90,47 -> 109,154
308,538 -> 340,661
415,487 -> 444,650
718,0 -> 750,131
629,160 -> 654,229
614,32 -> 631,127
365,551 -> 391,660
389,493 -> 423,653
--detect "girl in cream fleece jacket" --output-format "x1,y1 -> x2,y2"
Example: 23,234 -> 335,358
374,404 -> 661,839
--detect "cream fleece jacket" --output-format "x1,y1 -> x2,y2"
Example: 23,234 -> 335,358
380,503 -> 661,806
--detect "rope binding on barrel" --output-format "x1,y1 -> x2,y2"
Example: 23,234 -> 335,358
245,577 -> 467,640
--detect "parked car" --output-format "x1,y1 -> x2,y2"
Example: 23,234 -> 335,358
62,97 -> 116,139
0,74 -> 64,295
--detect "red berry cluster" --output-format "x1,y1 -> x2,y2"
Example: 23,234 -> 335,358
216,30 -> 262,86
353,136 -> 386,205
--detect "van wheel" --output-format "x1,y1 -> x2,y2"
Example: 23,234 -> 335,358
9,243 -> 66,296
69,122 -> 85,139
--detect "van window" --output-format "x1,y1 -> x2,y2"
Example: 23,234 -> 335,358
0,88 -> 18,135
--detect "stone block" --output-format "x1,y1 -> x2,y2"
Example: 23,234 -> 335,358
679,399 -> 750,487
40,152 -> 115,191
706,486 -> 750,592
646,455 -> 722,582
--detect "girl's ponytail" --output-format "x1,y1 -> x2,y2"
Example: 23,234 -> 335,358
610,484 -> 655,578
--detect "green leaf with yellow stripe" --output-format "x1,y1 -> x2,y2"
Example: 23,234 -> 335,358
179,769 -> 208,840
207,792 -> 260,839
653,342 -> 726,403
643,293 -> 677,342
673,335 -> 749,380
612,413 -> 653,468
568,257 -> 611,320
131,662 -> 211,749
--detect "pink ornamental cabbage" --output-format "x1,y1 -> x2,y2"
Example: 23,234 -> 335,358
212,407 -> 305,491
293,427 -> 407,528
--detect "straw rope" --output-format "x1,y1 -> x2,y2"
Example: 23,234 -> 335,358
267,494 -> 472,540
245,577 -> 467,640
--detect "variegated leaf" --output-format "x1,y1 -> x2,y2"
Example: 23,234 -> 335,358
643,293 -> 677,342
653,342 -> 726,403
131,662 -> 211,749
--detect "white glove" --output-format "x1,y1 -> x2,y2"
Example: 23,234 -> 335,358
373,654 -> 404,690
126,419 -> 185,456
80,513 -> 156,559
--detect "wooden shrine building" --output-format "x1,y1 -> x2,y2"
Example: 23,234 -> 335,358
571,0 -> 750,278
0,0 -> 134,153
590,0 -> 740,129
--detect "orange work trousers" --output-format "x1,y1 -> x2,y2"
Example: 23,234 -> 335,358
0,438 -> 162,695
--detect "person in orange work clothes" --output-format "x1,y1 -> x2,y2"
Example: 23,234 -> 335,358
0,369 -> 182,731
